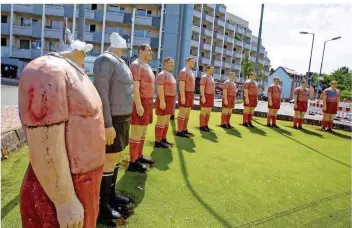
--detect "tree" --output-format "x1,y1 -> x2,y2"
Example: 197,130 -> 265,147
241,54 -> 254,79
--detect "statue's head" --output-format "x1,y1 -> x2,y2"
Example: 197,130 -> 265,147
108,32 -> 128,57
61,40 -> 93,67
138,44 -> 153,62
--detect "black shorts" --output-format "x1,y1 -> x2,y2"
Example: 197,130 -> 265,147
106,114 -> 131,153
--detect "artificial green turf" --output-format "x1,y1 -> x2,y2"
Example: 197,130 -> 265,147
1,111 -> 351,228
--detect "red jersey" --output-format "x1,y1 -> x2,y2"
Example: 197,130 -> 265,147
244,79 -> 258,96
323,87 -> 340,103
294,87 -> 310,102
179,67 -> 195,92
156,70 -> 177,96
268,84 -> 282,99
130,58 -> 155,99
200,75 -> 215,94
223,80 -> 236,97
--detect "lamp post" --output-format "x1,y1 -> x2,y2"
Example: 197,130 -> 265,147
299,31 -> 315,86
319,36 -> 342,75
127,38 -> 131,65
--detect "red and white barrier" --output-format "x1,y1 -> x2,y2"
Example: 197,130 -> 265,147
307,100 -> 352,121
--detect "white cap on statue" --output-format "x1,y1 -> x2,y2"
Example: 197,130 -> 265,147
110,32 -> 127,49
70,40 -> 93,53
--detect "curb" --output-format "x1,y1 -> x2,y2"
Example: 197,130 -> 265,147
1,77 -> 19,86
1,127 -> 26,159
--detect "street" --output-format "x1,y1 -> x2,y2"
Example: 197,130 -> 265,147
1,85 -> 18,107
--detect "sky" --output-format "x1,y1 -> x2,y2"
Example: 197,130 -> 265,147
226,4 -> 352,75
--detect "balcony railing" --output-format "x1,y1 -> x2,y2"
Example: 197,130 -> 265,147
216,19 -> 225,27
213,73 -> 221,80
201,57 -> 211,65
244,43 -> 250,49
202,43 -> 211,50
204,14 -> 214,23
1,23 -> 10,35
225,49 -> 232,56
45,4 -> 64,16
134,36 -> 152,46
234,64 -> 241,70
245,31 -> 251,37
235,51 -> 242,58
224,62 -> 231,69
216,32 -> 224,40
191,40 -> 199,47
236,27 -> 244,34
44,27 -> 62,39
250,56 -> 256,62
13,25 -> 32,36
85,9 -> 95,20
225,36 -> 234,43
214,60 -> 221,67
193,10 -> 201,18
1,46 -> 10,57
135,15 -> 152,26
192,25 -> 200,33
214,47 -> 222,54
264,60 -> 271,66
106,11 -> 124,23
203,28 -> 213,37
260,48 -> 265,54
219,6 -> 226,14
12,48 -> 31,59
207,4 -> 215,9
235,40 -> 243,46
226,23 -> 235,31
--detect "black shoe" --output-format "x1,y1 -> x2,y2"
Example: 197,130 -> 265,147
327,128 -> 334,133
243,123 -> 249,127
98,174 -> 121,221
200,126 -> 209,132
176,131 -> 189,138
272,124 -> 279,128
162,138 -> 173,146
183,129 -> 194,136
127,161 -> 147,173
266,123 -> 272,127
322,127 -> 327,132
220,124 -> 227,128
154,141 -> 169,148
138,156 -> 154,164
293,126 -> 298,129
227,124 -> 233,129
109,164 -> 130,209
298,126 -> 303,130
248,123 -> 254,128
205,126 -> 212,131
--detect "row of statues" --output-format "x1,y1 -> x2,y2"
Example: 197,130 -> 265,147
18,31 -> 340,227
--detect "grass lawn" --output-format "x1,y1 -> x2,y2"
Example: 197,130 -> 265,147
1,111 -> 351,228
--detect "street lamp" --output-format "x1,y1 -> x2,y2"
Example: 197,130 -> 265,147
299,31 -> 315,86
319,36 -> 342,75
127,38 -> 131,65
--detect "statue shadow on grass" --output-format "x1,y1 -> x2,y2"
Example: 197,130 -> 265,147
198,128 -> 219,142
150,147 -> 173,171
216,125 -> 242,138
1,194 -> 19,220
169,120 -> 196,153
241,119 -> 267,136
329,131 -> 351,140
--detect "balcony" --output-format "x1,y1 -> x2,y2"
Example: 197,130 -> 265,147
225,49 -> 232,56
214,46 -> 222,54
45,4 -> 64,17
201,57 -> 211,65
219,5 -> 226,14
1,4 -> 11,12
134,36 -> 151,46
245,31 -> 251,37
260,48 -> 265,54
235,40 -> 243,46
13,25 -> 32,37
192,25 -> 200,33
106,11 -> 124,23
250,56 -> 256,62
213,73 -> 221,80
14,4 -> 42,15
234,64 -> 241,70
31,49 -> 41,59
225,36 -> 234,43
265,71 -> 270,76
235,51 -> 242,58
151,37 -> 159,49
12,48 -> 31,59
85,9 -> 95,20
204,14 -> 214,23
215,32 -> 224,41
152,16 -> 161,27
193,10 -> 201,18
236,27 -> 244,35
226,23 -> 235,32
1,46 -> 10,57
264,60 -> 271,66
201,43 -> 211,51
207,4 -> 215,9
149,59 -> 159,68
1,23 -> 10,35
202,28 -> 213,37
214,60 -> 221,67
244,43 -> 250,49
259,59 -> 265,65
44,27 -> 62,39
215,19 -> 225,27
223,75 -> 229,81
251,46 -> 257,52
135,16 -> 152,26
191,40 -> 199,47
224,62 -> 231,69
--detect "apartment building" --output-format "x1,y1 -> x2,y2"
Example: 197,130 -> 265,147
1,4 -> 271,88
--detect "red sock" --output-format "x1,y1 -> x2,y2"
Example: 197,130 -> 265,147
129,139 -> 140,162
328,121 -> 333,129
184,118 -> 189,131
322,120 -> 327,128
205,114 -> 210,126
293,117 -> 297,127
248,114 -> 253,123
227,113 -> 232,124
155,125 -> 164,142
162,124 -> 169,139
272,115 -> 276,125
298,118 -> 303,128
243,113 -> 248,124
221,113 -> 226,125
139,137 -> 145,158
177,118 -> 185,132
267,114 -> 271,125
200,114 -> 206,127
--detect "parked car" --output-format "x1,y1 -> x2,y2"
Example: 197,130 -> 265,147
258,93 -> 268,101
289,99 -> 294,104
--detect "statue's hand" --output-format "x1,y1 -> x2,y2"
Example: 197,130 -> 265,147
55,195 -> 84,228
105,127 -> 116,146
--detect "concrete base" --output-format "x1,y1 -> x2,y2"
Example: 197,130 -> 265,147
1,128 -> 26,159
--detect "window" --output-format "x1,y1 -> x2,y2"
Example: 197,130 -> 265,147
221,70 -> 225,74
225,32 -> 228,36
202,38 -> 206,43
145,30 -> 150,38
109,5 -> 124,13
147,10 -> 152,17
49,41 -> 58,51
1,15 -> 7,23
20,40 -> 30,49
135,29 -> 144,37
202,24 -> 206,28
90,24 -> 96,32
1,38 -> 7,46
91,4 -> 97,10
31,40 -> 41,49
224,45 -> 227,48
85,24 -> 96,32
137,9 -> 146,16
201,52 -> 204,57
32,19 -> 38,25
21,17 -> 31,27
120,7 -> 125,13
190,50 -> 192,55
222,57 -> 225,61
232,60 -> 235,64
199,66 -> 203,71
